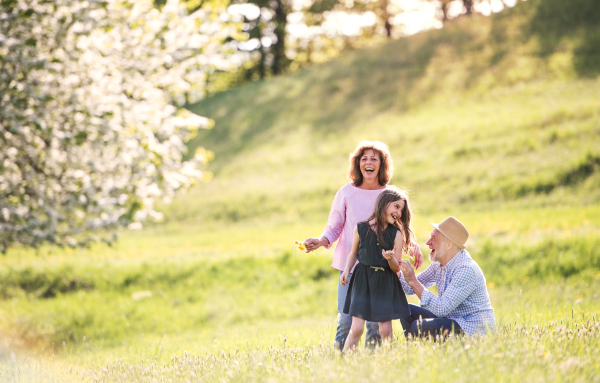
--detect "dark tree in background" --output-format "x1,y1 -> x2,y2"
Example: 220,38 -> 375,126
271,0 -> 291,74
464,0 -> 473,14
203,0 -> 517,91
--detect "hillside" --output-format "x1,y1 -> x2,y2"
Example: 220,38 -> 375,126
174,0 -> 600,228
1,1 -> 600,376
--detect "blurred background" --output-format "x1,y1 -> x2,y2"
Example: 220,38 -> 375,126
1,0 -> 599,381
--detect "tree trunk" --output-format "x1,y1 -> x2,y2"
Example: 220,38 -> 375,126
384,17 -> 392,37
441,2 -> 448,20
258,43 -> 266,80
382,0 -> 392,37
272,0 -> 288,75
464,0 -> 473,14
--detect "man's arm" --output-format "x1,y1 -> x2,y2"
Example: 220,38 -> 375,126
419,266 -> 479,317
399,261 -> 437,296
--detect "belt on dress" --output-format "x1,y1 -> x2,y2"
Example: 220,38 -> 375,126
370,266 -> 385,271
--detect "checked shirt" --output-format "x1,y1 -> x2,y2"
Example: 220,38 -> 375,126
400,250 -> 496,336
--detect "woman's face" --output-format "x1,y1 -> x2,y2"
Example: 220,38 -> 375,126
360,149 -> 381,184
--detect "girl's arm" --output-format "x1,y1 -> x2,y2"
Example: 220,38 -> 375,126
340,226 -> 360,286
382,231 -> 403,273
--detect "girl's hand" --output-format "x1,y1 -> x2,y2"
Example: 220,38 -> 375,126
382,246 -> 396,261
410,241 -> 424,269
340,271 -> 350,286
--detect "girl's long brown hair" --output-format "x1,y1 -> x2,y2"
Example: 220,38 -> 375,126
365,186 -> 414,254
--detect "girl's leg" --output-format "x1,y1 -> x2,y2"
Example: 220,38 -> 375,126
379,321 -> 393,343
343,317 -> 365,352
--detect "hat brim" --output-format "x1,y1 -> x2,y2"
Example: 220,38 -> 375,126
431,223 -> 467,250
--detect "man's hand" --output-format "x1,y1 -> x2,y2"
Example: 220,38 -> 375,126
304,237 -> 329,253
399,259 -> 424,299
399,259 -> 416,283
411,242 -> 424,270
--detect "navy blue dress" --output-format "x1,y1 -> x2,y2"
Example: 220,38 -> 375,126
343,221 -> 410,322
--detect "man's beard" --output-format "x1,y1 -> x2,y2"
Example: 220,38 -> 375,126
429,249 -> 441,263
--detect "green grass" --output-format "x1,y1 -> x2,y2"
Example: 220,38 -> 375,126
72,317 -> 600,383
5,279 -> 600,382
1,0 -> 600,381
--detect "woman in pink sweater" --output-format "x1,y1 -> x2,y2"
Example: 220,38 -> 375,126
304,140 -> 423,350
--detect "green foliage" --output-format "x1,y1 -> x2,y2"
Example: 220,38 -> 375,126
0,0 -> 223,252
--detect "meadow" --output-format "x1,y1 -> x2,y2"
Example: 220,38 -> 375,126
1,0 -> 600,381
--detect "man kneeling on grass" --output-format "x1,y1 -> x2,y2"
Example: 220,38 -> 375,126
398,217 -> 496,338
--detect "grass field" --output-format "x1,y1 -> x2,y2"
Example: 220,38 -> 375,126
1,0 -> 600,381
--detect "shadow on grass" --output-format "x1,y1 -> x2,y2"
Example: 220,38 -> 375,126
526,0 -> 600,77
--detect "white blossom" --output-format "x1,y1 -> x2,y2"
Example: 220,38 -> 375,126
0,0 -> 231,252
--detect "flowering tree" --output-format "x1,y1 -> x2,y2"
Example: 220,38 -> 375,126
0,0 -> 235,252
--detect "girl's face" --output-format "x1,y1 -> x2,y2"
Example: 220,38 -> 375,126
359,149 -> 381,184
384,199 -> 405,226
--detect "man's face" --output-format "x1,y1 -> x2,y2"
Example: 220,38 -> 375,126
425,229 -> 448,263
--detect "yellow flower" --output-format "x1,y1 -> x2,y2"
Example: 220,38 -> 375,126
294,240 -> 309,251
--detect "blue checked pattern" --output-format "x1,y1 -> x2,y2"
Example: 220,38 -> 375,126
400,250 -> 496,336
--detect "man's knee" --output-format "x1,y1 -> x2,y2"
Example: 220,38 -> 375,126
411,321 -> 420,336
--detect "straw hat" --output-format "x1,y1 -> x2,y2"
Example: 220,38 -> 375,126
431,217 -> 469,250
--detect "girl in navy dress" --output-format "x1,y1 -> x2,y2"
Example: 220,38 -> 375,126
340,186 -> 414,350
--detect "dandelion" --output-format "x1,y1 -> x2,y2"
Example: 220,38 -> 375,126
294,240 -> 309,252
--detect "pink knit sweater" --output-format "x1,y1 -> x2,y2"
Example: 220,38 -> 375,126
321,182 -> 389,271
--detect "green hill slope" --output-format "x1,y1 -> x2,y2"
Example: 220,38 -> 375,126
2,0 -> 600,360
177,0 -> 600,228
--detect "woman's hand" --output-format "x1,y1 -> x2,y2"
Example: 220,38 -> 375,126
411,241 -> 423,269
340,270 -> 350,286
304,237 -> 329,253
